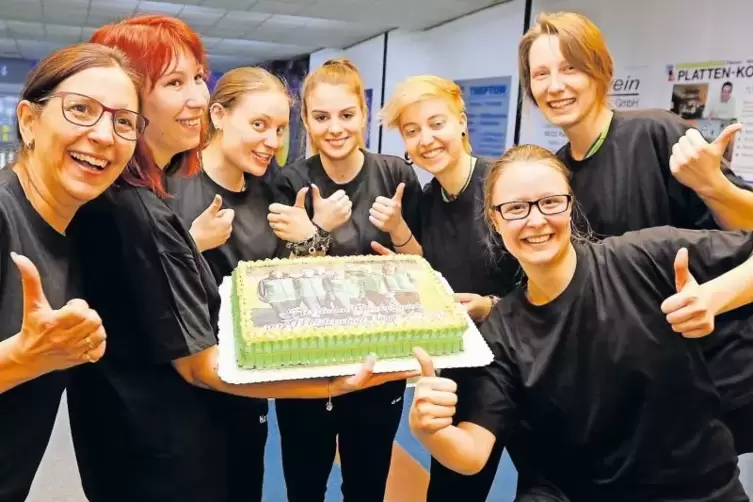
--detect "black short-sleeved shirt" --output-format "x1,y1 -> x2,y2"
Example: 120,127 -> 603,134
167,170 -> 285,420
419,157 -> 520,298
66,184 -> 224,502
459,227 -> 753,502
558,109 -> 753,414
167,170 -> 286,283
272,149 -> 423,256
0,168 -> 70,501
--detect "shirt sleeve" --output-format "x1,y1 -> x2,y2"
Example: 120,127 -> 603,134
398,164 -> 423,241
620,226 -> 753,289
454,306 -> 520,439
653,114 -> 752,230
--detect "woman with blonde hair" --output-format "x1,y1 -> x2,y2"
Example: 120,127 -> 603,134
379,74 -> 520,501
270,57 -> 423,502
410,143 -> 753,501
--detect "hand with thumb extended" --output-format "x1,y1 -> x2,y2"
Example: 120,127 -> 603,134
660,247 -> 716,338
312,184 -> 352,232
10,252 -> 107,374
669,124 -> 742,194
267,187 -> 318,243
409,347 -> 457,436
370,183 -> 407,233
190,194 -> 235,252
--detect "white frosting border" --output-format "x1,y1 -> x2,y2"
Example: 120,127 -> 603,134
216,274 -> 494,384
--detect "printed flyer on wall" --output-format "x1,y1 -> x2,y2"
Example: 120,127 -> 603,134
456,76 -> 511,157
666,59 -> 753,182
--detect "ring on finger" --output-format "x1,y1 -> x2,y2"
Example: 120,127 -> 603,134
85,337 -> 95,351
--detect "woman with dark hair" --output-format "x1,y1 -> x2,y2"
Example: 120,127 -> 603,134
65,16 -> 415,502
0,42 -> 142,502
410,144 -> 753,502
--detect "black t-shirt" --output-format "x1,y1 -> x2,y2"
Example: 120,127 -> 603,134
65,184 -> 224,502
167,170 -> 284,420
419,157 -> 520,298
272,149 -> 423,256
0,168 -> 70,501
459,227 -> 753,502
558,109 -> 750,237
558,109 -> 753,413
167,170 -> 286,284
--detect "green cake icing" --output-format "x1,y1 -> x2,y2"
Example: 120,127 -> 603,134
230,254 -> 468,369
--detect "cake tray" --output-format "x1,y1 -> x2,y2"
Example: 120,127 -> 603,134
216,274 -> 494,384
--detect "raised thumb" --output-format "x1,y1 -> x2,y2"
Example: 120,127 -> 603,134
11,252 -> 50,315
294,187 -> 309,208
205,194 -> 223,217
413,347 -> 436,377
673,247 -> 693,291
393,182 -> 406,202
311,184 -> 322,202
713,123 -> 743,150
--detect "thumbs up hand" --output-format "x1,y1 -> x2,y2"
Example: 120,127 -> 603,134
311,184 -> 352,232
11,252 -> 107,373
190,195 -> 235,252
660,247 -> 716,338
409,347 -> 458,435
268,187 -> 317,242
669,124 -> 743,195
370,182 -> 406,234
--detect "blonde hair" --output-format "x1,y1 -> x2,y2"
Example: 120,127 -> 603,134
206,66 -> 290,143
301,58 -> 368,153
519,12 -> 613,106
380,75 -> 471,154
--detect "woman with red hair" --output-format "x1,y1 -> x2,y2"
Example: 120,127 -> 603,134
65,15 -> 413,502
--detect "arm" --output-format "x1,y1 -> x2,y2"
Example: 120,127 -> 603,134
172,346 -> 417,399
0,335 -> 50,393
699,248 -> 753,315
416,421 -> 496,475
667,121 -> 753,230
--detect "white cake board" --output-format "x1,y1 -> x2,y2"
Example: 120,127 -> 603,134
216,275 -> 494,384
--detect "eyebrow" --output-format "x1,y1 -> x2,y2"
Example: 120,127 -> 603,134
311,106 -> 357,114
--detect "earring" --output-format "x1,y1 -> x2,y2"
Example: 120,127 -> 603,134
461,131 -> 467,138
403,151 -> 413,166
26,139 -> 35,150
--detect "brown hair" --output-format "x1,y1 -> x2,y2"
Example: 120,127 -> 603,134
206,66 -> 290,143
380,75 -> 471,153
301,58 -> 368,153
16,43 -> 140,158
518,11 -> 613,106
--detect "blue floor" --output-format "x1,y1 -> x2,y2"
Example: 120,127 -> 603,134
261,387 -> 518,501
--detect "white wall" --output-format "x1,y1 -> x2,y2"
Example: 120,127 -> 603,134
382,1 -> 525,185
308,34 -> 386,156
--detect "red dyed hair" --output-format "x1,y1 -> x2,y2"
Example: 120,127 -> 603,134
90,14 -> 208,197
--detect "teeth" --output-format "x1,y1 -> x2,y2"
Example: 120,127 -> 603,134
70,152 -> 108,169
525,235 -> 551,244
178,118 -> 201,127
422,148 -> 444,159
549,98 -> 575,109
253,152 -> 272,160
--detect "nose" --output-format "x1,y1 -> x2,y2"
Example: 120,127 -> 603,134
265,129 -> 281,150
548,72 -> 565,93
88,113 -> 116,145
418,128 -> 435,146
328,120 -> 344,135
187,80 -> 209,110
526,205 -> 548,226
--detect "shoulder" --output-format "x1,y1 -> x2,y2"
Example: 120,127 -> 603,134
0,169 -> 20,214
367,152 -> 419,185
475,156 -> 495,174
613,109 -> 688,139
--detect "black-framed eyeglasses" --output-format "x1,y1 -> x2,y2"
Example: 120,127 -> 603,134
492,194 -> 573,221
37,92 -> 148,141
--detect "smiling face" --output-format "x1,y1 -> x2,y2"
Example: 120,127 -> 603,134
18,65 -> 139,204
141,48 -> 209,166
528,34 -> 602,130
399,97 -> 467,177
303,83 -> 366,161
214,90 -> 290,177
489,160 -> 573,268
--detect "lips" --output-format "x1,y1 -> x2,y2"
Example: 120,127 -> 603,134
523,234 -> 553,245
252,151 -> 273,163
69,151 -> 109,171
548,98 -> 576,110
177,117 -> 201,128
327,137 -> 349,147
421,148 -> 445,160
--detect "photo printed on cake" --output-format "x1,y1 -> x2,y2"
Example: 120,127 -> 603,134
249,259 -> 428,329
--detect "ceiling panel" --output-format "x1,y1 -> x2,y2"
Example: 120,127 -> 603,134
0,0 -> 509,68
